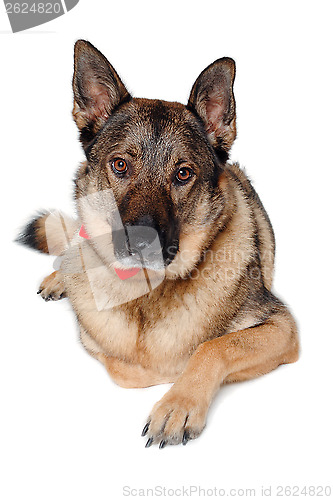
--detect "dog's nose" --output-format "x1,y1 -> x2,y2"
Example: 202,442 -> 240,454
126,226 -> 158,253
134,215 -> 156,229
112,215 -> 178,266
112,215 -> 161,260
126,215 -> 159,253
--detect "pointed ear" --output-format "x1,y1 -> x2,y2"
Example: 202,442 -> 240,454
188,58 -> 236,158
72,40 -> 131,146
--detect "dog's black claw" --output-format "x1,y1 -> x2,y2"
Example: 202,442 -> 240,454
37,289 -> 42,294
182,430 -> 190,445
145,437 -> 153,448
159,440 -> 167,449
59,293 -> 65,300
141,422 -> 150,437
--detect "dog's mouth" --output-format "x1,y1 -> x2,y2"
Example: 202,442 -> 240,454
112,249 -> 167,282
79,223 -> 178,279
113,266 -> 141,280
112,250 -> 166,279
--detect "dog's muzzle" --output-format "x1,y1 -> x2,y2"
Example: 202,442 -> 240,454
112,215 -> 178,269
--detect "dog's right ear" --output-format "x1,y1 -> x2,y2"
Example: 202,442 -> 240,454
72,40 -> 131,147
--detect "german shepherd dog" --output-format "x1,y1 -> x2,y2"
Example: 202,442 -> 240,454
18,40 -> 299,448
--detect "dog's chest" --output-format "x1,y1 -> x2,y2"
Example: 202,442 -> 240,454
61,243 -> 217,374
136,293 -> 210,373
67,275 -> 210,375
107,303 -> 207,374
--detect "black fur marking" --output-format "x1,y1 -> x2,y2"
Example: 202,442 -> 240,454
80,123 -> 96,146
15,211 -> 48,252
214,142 -> 229,164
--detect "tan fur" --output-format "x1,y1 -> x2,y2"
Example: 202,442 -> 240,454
43,167 -> 298,385
38,271 -> 65,301
56,170 -> 255,376
38,212 -> 79,256
146,309 -> 298,444
36,161 -> 299,445
227,163 -> 275,289
166,171 -> 236,280
98,354 -> 175,388
29,43 -> 298,446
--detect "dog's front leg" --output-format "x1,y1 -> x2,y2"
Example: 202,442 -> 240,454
37,271 -> 66,301
143,309 -> 299,447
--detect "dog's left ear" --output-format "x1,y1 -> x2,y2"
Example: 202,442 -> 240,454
188,58 -> 236,157
72,40 -> 131,147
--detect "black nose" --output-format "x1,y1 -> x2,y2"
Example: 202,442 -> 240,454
126,226 -> 159,253
135,215 -> 156,229
112,215 -> 178,266
112,215 -> 161,259
126,215 -> 160,255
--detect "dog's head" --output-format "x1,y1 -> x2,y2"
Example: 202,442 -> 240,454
73,40 -> 236,279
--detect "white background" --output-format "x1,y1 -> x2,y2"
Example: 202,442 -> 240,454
1,1 -> 332,499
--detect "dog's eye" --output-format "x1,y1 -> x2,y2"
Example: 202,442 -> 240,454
111,158 -> 128,175
175,167 -> 193,184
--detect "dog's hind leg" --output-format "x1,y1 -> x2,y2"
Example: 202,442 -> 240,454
143,306 -> 299,447
97,354 -> 176,389
77,327 -> 175,388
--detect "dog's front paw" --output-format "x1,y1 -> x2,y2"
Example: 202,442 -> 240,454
37,271 -> 66,301
142,388 -> 207,448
